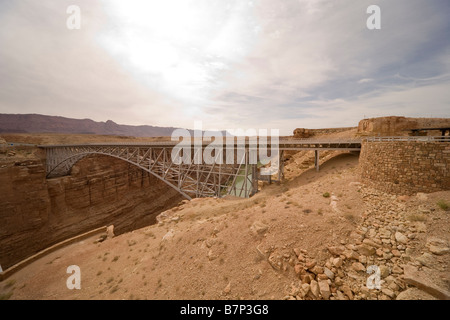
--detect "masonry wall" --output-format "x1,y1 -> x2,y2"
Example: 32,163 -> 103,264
359,141 -> 450,194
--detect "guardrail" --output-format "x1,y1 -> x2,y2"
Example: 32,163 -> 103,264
365,136 -> 450,142
37,138 -> 363,148
281,138 -> 362,144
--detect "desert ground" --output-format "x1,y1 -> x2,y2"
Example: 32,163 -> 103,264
0,131 -> 449,300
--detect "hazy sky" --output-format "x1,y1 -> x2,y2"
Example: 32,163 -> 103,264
0,0 -> 449,135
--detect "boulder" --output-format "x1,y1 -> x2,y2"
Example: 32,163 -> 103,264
341,285 -> 353,300
310,280 -> 320,298
305,259 -> 317,269
396,288 -> 437,300
395,232 -> 408,244
250,221 -> 269,236
356,244 -> 376,256
379,265 -> 390,279
293,128 -> 314,138
381,288 -> 396,299
351,262 -> 366,272
323,267 -> 335,280
403,265 -> 450,300
318,280 -> 331,300
426,237 -> 449,256
327,245 -> 345,256
332,257 -> 343,268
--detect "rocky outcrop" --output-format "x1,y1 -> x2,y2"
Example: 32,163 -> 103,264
357,116 -> 450,136
284,186 -> 449,300
0,151 -> 183,270
293,127 -> 355,139
293,128 -> 314,138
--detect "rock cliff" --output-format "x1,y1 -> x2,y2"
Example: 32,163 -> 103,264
357,116 -> 450,136
0,149 -> 183,269
293,127 -> 356,138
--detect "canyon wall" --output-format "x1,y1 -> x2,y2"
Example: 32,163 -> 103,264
357,116 -> 450,136
0,149 -> 183,269
293,127 -> 355,138
359,140 -> 450,195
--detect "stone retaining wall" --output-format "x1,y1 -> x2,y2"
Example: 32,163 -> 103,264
359,141 -> 450,194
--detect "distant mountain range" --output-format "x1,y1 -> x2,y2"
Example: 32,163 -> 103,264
0,113 -> 202,137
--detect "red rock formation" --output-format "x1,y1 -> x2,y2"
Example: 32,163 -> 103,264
357,116 -> 450,136
293,128 -> 313,138
293,127 -> 356,138
0,151 -> 183,269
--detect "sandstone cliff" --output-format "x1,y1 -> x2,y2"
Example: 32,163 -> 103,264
357,116 -> 450,136
293,127 -> 356,139
0,149 -> 183,269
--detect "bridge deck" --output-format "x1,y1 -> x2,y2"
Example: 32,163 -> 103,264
38,138 -> 362,151
35,136 -> 447,199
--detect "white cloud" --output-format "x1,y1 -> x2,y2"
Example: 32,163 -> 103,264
0,0 -> 448,134
358,78 -> 374,84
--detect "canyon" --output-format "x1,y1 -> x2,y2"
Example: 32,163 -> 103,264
0,145 -> 182,270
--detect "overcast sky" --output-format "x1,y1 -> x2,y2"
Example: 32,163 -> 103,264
0,0 -> 449,135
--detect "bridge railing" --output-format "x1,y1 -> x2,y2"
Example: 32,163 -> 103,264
364,136 -> 449,142
280,138 -> 362,144
38,138 -> 363,148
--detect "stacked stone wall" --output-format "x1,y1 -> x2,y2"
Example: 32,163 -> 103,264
359,141 -> 450,194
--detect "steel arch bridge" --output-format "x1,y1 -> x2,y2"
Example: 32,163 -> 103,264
40,139 -> 362,200
41,142 -> 264,200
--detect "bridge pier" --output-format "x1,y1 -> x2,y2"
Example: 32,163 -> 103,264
314,150 -> 320,172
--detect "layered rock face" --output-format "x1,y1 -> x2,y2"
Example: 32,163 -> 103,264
357,116 -> 450,136
0,151 -> 183,269
293,128 -> 314,138
293,127 -> 355,138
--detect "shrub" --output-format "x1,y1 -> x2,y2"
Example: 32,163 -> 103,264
344,212 -> 356,222
323,192 -> 330,198
0,292 -> 13,300
407,214 -> 427,222
437,200 -> 449,211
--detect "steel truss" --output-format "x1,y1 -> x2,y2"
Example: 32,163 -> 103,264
43,145 -> 266,200
41,139 -> 363,200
